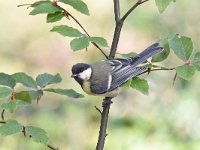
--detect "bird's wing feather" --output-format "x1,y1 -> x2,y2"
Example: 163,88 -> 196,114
108,66 -> 147,92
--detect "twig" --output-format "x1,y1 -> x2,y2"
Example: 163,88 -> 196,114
47,144 -> 59,150
1,109 -> 5,121
121,0 -> 150,22
137,67 -> 176,76
67,13 -> 108,59
57,6 -> 108,59
95,106 -> 102,115
0,121 -> 6,124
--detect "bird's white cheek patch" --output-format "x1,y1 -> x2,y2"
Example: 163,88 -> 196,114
79,67 -> 92,80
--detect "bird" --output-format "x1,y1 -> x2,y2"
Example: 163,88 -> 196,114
71,43 -> 163,97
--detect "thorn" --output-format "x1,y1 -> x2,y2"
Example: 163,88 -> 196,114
173,72 -> 177,86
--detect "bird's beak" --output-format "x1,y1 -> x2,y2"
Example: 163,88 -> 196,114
71,74 -> 77,78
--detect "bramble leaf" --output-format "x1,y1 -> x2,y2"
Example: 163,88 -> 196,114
51,25 -> 83,37
130,77 -> 149,95
169,35 -> 193,61
59,0 -> 89,15
176,65 -> 196,80
152,39 -> 170,62
36,73 -> 62,88
88,37 -> 108,47
0,73 -> 16,89
47,11 -> 64,23
0,87 -> 12,98
26,126 -> 49,145
44,88 -> 84,98
0,120 -> 23,136
30,1 -> 62,15
70,37 -> 89,51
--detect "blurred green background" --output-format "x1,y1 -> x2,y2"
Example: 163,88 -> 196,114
1,0 -> 200,150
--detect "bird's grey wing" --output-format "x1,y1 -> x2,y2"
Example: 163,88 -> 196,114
108,66 -> 147,92
90,61 -> 113,94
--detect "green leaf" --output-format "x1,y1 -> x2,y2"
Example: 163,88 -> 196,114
44,88 -> 84,98
152,39 -> 170,62
70,37 -> 89,51
169,35 -> 193,61
0,120 -> 23,136
15,91 -> 32,103
120,79 -> 132,88
176,65 -> 196,80
192,52 -> 200,71
0,73 -> 16,89
155,0 -> 174,13
36,73 -> 62,88
120,52 -> 138,58
47,11 -> 64,23
26,126 -> 49,144
130,77 -> 149,95
50,25 -> 83,37
31,0 -> 51,7
59,0 -> 89,15
88,37 -> 108,47
12,73 -> 37,89
0,87 -> 12,98
29,90 -> 44,100
1,101 -> 17,113
30,2 -> 62,15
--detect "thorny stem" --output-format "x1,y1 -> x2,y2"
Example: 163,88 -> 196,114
96,0 -> 150,150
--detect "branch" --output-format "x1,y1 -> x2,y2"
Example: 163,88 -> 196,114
0,121 -> 6,124
96,0 -> 150,149
121,0 -> 150,22
66,12 -> 108,59
137,67 -> 176,76
109,0 -> 122,58
109,0 -> 149,58
96,97 -> 112,150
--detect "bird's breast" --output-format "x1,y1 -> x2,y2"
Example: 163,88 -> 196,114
82,81 -> 119,97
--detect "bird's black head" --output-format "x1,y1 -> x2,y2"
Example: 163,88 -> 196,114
71,63 -> 92,85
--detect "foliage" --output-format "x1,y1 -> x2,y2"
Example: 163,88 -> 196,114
1,0 -> 200,150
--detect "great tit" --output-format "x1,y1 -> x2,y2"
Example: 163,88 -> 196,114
71,43 -> 163,97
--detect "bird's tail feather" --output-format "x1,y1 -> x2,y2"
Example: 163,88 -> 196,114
130,43 -> 163,67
